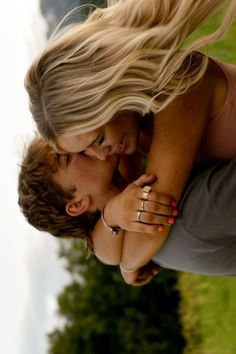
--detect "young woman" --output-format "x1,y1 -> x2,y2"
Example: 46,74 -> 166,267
25,0 -> 236,277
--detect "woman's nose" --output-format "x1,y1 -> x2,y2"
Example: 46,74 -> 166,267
86,146 -> 110,160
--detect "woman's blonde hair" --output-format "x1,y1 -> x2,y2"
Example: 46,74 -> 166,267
25,0 -> 236,144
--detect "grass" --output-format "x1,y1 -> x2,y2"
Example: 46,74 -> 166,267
177,274 -> 236,354
185,10 -> 236,63
177,10 -> 236,354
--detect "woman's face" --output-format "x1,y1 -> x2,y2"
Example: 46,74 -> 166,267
56,112 -> 139,160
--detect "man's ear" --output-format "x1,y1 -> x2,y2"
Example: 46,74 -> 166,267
66,195 -> 91,217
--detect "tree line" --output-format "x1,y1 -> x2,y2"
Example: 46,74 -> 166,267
47,240 -> 185,354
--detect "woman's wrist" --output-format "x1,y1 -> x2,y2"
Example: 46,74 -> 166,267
103,198 -> 118,225
101,205 -> 120,236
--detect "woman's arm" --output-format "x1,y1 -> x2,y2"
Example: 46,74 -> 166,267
119,80 -> 211,273
145,83 -> 210,203
92,212 -> 166,286
92,219 -> 125,265
93,76 -> 212,276
92,174 -> 176,265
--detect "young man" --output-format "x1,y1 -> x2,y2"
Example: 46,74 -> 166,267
18,137 -> 236,286
18,136 -> 173,285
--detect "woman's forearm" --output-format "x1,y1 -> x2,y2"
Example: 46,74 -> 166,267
92,173 -> 176,268
120,227 -> 170,270
92,217 -> 124,265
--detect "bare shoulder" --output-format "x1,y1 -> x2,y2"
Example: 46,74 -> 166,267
207,59 -> 228,117
158,68 -> 217,124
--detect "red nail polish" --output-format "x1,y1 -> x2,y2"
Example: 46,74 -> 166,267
157,225 -> 164,232
173,209 -> 178,216
168,217 -> 174,224
171,201 -> 177,207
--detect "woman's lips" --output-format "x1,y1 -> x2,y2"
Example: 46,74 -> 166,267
113,142 -> 125,154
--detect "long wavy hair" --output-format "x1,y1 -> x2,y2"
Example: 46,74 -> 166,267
25,0 -> 236,145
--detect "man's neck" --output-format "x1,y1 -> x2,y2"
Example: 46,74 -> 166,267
112,170 -> 127,190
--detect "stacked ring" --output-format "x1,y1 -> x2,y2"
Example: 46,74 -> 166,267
142,185 -> 151,200
140,200 -> 145,211
136,211 -> 142,223
136,186 -> 151,223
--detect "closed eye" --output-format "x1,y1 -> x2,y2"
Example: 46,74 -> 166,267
64,154 -> 71,165
80,132 -> 105,156
95,135 -> 104,146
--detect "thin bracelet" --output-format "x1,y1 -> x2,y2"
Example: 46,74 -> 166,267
101,206 -> 120,236
119,264 -> 138,273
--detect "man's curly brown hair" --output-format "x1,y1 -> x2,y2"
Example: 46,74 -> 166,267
18,136 -> 99,248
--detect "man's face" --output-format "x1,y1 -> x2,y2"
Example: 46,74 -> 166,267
52,152 -> 121,211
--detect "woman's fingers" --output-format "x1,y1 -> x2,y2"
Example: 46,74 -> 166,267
132,174 -> 157,187
132,265 -> 160,286
147,191 -> 176,207
133,210 -> 175,226
132,175 -> 177,207
128,221 -> 169,234
137,199 -> 177,216
122,208 -> 176,233
118,203 -> 178,232
109,174 -> 178,231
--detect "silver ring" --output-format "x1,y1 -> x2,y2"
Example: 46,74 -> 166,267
142,185 -> 151,200
140,200 -> 145,211
136,211 -> 142,223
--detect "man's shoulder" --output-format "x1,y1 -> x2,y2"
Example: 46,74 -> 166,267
180,159 -> 236,237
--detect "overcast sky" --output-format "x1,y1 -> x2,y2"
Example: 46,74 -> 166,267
0,1 -> 70,353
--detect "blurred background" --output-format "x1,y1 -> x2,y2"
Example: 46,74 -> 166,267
1,1 -> 236,353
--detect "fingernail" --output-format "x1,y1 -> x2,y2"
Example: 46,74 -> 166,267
172,209 -> 178,216
170,200 -> 177,207
168,217 -> 175,224
157,225 -> 164,232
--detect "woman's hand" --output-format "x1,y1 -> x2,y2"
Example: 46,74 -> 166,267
120,260 -> 160,286
103,174 -> 177,234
